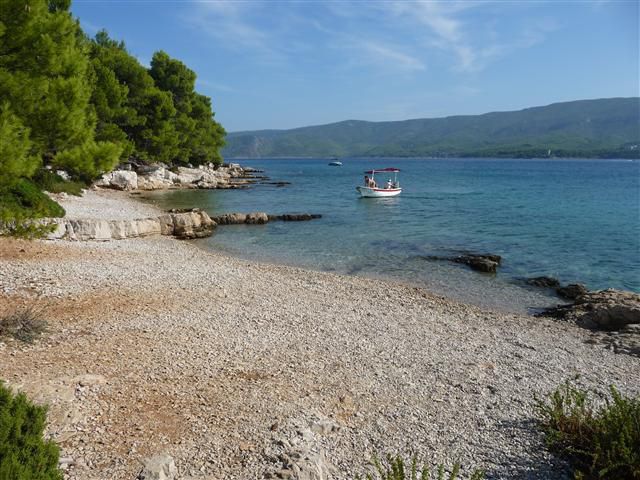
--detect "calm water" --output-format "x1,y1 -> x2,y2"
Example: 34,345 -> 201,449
143,158 -> 640,313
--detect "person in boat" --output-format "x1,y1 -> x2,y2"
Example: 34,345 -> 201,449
386,179 -> 393,189
364,175 -> 370,187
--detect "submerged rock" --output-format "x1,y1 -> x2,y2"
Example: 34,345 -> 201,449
453,254 -> 502,273
268,213 -> 322,222
424,253 -> 502,273
212,212 -> 322,225
526,276 -> 560,288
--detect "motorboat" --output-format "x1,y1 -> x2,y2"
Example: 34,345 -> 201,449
356,168 -> 402,197
328,161 -> 343,166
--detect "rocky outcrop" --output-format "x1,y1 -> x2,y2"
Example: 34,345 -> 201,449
95,170 -> 138,191
158,209 -> 216,239
47,210 -> 215,241
98,163 -> 258,191
540,289 -> 640,331
556,283 -> 588,300
525,277 -> 589,299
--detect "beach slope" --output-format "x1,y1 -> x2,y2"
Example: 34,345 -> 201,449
0,190 -> 638,479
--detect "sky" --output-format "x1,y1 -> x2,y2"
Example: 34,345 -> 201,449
71,0 -> 640,132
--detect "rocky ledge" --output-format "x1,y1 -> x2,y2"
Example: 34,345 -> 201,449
211,212 -> 322,225
47,209 -> 215,241
95,163 -> 260,191
538,289 -> 640,356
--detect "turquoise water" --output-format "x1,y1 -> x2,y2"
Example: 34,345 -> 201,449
144,158 -> 640,313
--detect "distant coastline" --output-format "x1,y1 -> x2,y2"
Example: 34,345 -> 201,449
222,97 -> 640,160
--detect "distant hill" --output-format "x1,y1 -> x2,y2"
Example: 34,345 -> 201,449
223,98 -> 640,159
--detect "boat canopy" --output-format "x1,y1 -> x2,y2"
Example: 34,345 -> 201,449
364,168 -> 400,174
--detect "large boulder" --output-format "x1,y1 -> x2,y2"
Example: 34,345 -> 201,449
137,166 -> 180,190
95,170 -> 138,191
66,219 -> 113,241
160,209 -> 216,239
540,289 -> 640,331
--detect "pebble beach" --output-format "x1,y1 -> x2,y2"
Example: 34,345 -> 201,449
0,189 -> 638,479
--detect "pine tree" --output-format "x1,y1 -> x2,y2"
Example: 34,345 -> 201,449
0,0 -> 120,177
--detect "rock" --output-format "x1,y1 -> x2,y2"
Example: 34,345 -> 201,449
556,283 -> 588,300
45,210 -> 212,241
539,289 -> 640,331
67,220 -> 113,241
95,170 -> 138,191
170,210 -> 216,239
56,170 -> 71,181
138,454 -> 177,480
526,276 -> 560,288
137,166 -> 179,190
212,213 -> 248,225
268,214 -> 322,222
245,212 -> 269,224
453,254 -> 502,273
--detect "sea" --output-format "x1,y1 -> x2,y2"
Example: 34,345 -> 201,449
143,158 -> 640,314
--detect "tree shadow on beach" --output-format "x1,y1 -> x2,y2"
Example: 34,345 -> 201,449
482,418 -> 572,480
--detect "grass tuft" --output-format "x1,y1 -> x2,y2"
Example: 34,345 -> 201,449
535,380 -> 640,479
0,306 -> 48,343
360,455 -> 484,480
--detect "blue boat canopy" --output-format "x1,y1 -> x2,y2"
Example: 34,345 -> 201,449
364,168 -> 400,174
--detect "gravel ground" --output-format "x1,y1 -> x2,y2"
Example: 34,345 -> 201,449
0,190 -> 638,480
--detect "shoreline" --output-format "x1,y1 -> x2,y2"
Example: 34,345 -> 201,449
1,189 -> 638,479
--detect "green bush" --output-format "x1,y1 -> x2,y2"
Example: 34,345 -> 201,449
0,179 -> 64,238
360,455 -> 485,480
0,382 -> 62,480
33,169 -> 85,196
535,380 -> 640,479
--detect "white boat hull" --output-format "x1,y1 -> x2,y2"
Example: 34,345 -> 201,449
356,186 -> 402,197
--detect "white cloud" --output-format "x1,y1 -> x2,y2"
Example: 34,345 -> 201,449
355,41 -> 426,72
383,0 -> 558,73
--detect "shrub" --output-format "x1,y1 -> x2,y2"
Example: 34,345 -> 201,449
33,169 -> 85,196
360,455 -> 485,480
0,306 -> 48,343
0,382 -> 62,480
535,380 -> 640,479
0,179 -> 64,238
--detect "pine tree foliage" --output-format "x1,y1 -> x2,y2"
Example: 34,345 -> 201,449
0,104 -> 39,180
0,1 -> 226,232
0,382 -> 62,480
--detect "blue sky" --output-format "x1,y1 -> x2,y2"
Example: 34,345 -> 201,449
71,0 -> 639,132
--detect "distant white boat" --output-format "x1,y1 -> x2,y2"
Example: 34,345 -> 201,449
328,160 -> 343,166
356,167 -> 402,197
